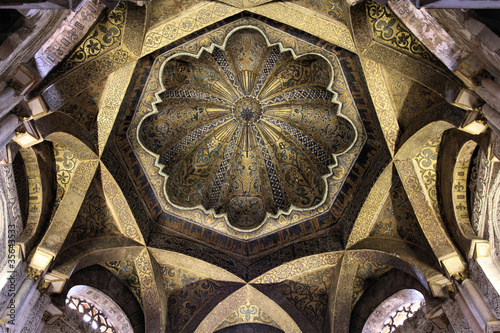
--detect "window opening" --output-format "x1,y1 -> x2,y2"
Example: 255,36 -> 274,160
66,296 -> 116,333
362,289 -> 425,333
381,301 -> 423,333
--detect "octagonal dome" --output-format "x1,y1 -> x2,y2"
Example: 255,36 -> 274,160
138,27 -> 357,231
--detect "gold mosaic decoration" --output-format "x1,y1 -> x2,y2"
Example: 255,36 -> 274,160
28,4 -> 473,330
53,142 -> 79,211
289,0 -> 346,24
142,2 -> 242,55
100,163 -> 145,244
51,3 -> 127,76
135,249 -> 165,332
138,27 -> 356,231
131,19 -> 365,239
161,264 -> 226,332
251,252 -> 342,284
452,141 -> 477,239
382,66 -> 447,129
415,133 -> 442,214
351,0 -> 460,101
40,1 -> 145,110
218,0 -> 275,8
351,261 -> 391,308
360,58 -> 399,155
64,176 -> 121,247
97,61 -> 137,156
101,260 -> 142,304
365,0 -> 438,64
368,177 -> 432,251
249,2 -> 356,53
57,78 -> 106,135
215,301 -> 281,331
35,0 -> 106,77
275,267 -> 334,331
150,248 -> 244,283
347,164 -> 395,248
149,0 -> 204,29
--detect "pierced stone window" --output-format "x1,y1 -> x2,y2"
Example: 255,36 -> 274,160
363,289 -> 425,333
66,296 -> 116,333
66,285 -> 133,333
381,300 -> 422,333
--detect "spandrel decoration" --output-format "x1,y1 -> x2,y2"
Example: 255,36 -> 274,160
138,27 -> 357,231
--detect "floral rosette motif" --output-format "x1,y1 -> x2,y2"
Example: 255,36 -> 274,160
139,27 -> 357,231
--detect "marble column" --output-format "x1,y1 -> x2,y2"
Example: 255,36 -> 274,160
0,88 -> 16,117
483,104 -> 500,137
0,88 -> 15,106
453,293 -> 482,333
0,114 -> 19,151
457,279 -> 500,332
482,79 -> 500,99
0,268 -> 41,327
18,292 -> 50,333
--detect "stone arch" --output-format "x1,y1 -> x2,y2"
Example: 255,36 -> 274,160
361,289 -> 425,333
52,246 -> 167,333
348,245 -> 440,290
14,143 -> 55,259
214,323 -> 285,333
486,170 -> 500,268
349,269 -> 433,333
395,120 -> 455,161
438,128 -> 489,257
51,240 -> 143,277
51,265 -> 145,333
195,284 -> 302,333
12,112 -> 98,268
35,111 -> 97,154
66,285 -> 133,333
0,161 -> 22,268
394,121 -> 467,280
30,127 -> 98,270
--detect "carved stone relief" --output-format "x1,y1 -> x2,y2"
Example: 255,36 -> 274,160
20,293 -> 50,333
441,298 -> 471,333
393,307 -> 438,333
469,259 -> 500,318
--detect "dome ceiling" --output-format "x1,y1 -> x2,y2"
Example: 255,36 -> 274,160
15,1 -> 477,330
127,18 -> 369,242
137,27 -> 357,231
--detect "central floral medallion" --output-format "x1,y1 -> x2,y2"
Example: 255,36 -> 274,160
138,27 -> 357,232
233,96 -> 263,124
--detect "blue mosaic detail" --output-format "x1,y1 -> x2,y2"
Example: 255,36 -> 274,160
253,127 -> 287,210
261,88 -> 333,105
208,127 -> 241,209
252,47 -> 283,97
211,48 -> 244,97
262,115 -> 334,167
160,115 -> 233,165
161,88 -> 231,105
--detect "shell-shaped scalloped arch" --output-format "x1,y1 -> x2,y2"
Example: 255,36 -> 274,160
138,26 -> 358,232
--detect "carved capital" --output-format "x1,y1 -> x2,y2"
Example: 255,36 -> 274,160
451,269 -> 469,283
41,311 -> 51,323
447,283 -> 458,298
37,279 -> 51,294
487,320 -> 500,333
26,266 -> 43,280
7,79 -> 23,96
